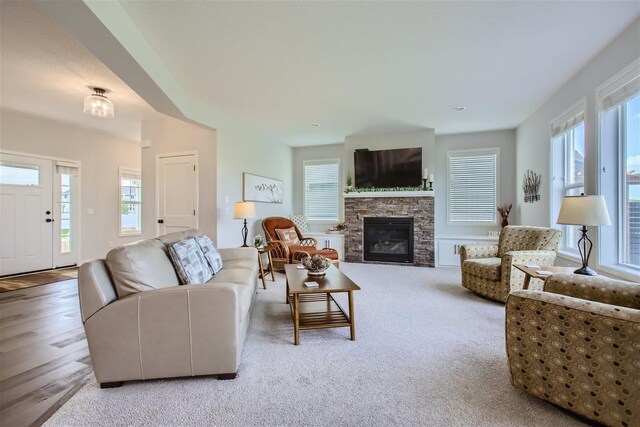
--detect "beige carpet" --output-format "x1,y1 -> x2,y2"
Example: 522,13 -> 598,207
44,263 -> 585,426
0,268 -> 78,292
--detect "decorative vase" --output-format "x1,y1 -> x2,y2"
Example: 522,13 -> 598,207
501,218 -> 508,228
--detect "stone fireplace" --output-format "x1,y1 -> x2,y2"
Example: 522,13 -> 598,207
344,192 -> 434,267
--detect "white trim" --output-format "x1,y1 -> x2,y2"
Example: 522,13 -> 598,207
344,190 -> 433,198
596,264 -> 640,282
446,147 -> 500,227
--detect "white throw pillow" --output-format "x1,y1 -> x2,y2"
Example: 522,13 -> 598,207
168,238 -> 213,285
194,234 -> 223,274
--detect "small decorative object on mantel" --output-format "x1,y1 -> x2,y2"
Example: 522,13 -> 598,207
422,168 -> 429,190
302,254 -> 332,276
428,174 -> 434,191
327,222 -> 345,234
344,186 -> 423,194
522,169 -> 541,203
497,203 -> 512,228
345,171 -> 353,191
253,234 -> 264,249
243,172 -> 283,203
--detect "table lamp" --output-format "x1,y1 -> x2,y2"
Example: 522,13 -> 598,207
556,194 -> 611,275
233,201 -> 256,247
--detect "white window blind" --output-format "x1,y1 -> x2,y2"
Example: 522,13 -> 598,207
447,149 -> 498,224
598,61 -> 639,111
304,160 -> 339,221
551,103 -> 585,138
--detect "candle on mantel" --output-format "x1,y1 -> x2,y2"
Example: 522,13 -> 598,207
428,174 -> 434,182
423,168 -> 429,179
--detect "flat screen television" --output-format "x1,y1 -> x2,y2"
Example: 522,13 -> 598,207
354,147 -> 422,188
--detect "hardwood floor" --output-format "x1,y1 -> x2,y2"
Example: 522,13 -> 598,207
0,280 -> 92,427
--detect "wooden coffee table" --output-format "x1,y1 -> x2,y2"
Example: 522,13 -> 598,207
514,264 -> 576,290
284,264 -> 361,346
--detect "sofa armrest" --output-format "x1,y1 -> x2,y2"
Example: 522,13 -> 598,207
544,274 -> 640,309
83,283 -> 240,383
459,243 -> 498,263
218,247 -> 258,262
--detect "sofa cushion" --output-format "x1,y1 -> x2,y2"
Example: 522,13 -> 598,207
224,259 -> 258,272
168,238 -> 213,285
208,268 -> 256,287
462,258 -> 502,281
194,235 -> 223,274
275,227 -> 300,244
105,239 -> 180,298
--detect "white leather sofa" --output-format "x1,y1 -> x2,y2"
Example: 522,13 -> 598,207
78,229 -> 258,388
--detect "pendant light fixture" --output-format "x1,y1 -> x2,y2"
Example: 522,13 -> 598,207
83,87 -> 115,119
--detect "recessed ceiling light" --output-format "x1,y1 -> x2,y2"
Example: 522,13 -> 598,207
452,106 -> 466,111
311,122 -> 320,127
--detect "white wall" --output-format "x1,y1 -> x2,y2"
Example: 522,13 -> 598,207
140,116 -> 217,241
435,129 -> 516,237
216,126 -> 293,247
0,108 -> 142,261
515,19 -> 639,276
345,129 -> 436,186
292,143 -> 346,232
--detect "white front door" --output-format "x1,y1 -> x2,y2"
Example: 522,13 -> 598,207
157,154 -> 198,236
0,154 -> 54,275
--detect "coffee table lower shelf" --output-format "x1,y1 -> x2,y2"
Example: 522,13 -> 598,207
288,293 -> 351,330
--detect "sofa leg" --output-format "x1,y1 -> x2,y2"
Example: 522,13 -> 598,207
218,372 -> 237,380
100,381 -> 123,388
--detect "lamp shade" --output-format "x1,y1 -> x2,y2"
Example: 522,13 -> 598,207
556,195 -> 611,226
233,201 -> 256,219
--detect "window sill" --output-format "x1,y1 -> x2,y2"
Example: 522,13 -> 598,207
556,251 -> 581,264
120,232 -> 142,238
596,264 -> 640,282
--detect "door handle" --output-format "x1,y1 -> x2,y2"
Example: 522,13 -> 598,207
45,210 -> 51,215
46,218 -> 54,223
158,219 -> 164,224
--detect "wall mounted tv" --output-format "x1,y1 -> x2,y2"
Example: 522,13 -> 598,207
354,147 -> 422,188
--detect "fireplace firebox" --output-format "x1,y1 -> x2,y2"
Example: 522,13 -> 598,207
363,217 -> 414,263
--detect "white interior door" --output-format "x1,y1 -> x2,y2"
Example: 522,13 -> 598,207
0,154 -> 54,276
157,154 -> 197,236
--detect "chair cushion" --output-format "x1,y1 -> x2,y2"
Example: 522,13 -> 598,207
105,239 -> 180,298
462,258 -> 502,281
263,217 -> 297,241
288,245 -> 339,260
498,226 -> 561,256
276,227 -> 301,244
168,238 -> 213,285
194,235 -> 223,274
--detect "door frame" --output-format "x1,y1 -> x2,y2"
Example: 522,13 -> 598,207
155,151 -> 199,237
0,149 -> 82,270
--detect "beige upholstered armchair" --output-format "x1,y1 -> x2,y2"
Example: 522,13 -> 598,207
460,226 -> 562,302
262,217 -> 339,271
506,274 -> 639,426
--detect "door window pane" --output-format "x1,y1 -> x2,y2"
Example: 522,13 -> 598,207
120,169 -> 142,235
60,174 -> 72,253
0,163 -> 39,186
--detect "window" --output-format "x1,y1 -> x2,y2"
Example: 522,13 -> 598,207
550,102 -> 585,253
119,168 -> 142,235
599,60 -> 640,273
0,162 -> 39,186
304,159 -> 340,221
60,174 -> 72,253
447,149 -> 498,224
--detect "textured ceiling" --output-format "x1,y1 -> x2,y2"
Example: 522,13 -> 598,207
116,1 -> 639,146
0,1 -> 161,142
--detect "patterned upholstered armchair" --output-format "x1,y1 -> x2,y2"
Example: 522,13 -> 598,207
261,217 -> 339,270
506,274 -> 639,426
460,226 -> 562,302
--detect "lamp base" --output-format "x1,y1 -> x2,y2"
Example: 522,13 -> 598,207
240,244 -> 250,248
574,266 -> 597,276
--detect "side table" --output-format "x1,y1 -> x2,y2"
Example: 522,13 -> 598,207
257,244 -> 276,289
514,264 -> 576,290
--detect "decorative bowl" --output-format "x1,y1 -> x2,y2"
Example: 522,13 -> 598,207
302,254 -> 331,276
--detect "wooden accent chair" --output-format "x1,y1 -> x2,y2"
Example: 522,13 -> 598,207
262,217 -> 339,271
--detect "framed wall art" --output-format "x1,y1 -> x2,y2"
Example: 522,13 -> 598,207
242,172 -> 283,203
